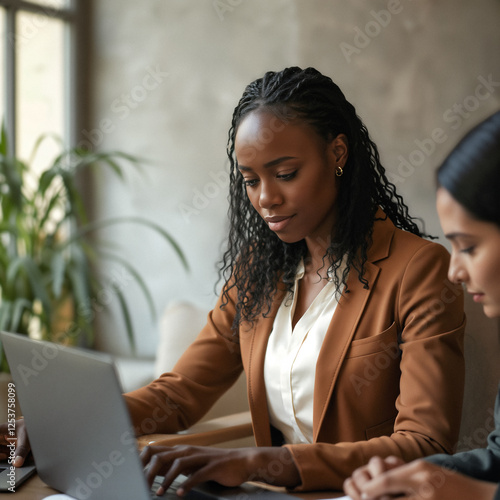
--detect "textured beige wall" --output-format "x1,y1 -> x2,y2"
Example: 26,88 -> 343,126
90,0 -> 500,447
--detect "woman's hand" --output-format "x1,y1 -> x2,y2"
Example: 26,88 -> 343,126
0,418 -> 31,467
343,455 -> 405,499
344,457 -> 498,500
140,445 -> 300,496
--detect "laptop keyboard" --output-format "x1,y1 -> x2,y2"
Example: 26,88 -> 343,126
151,477 -> 181,499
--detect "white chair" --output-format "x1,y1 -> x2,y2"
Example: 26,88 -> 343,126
113,300 -> 253,450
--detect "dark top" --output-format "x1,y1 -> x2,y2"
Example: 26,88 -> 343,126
426,383 -> 500,499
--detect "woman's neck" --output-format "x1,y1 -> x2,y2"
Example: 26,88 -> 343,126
304,235 -> 333,280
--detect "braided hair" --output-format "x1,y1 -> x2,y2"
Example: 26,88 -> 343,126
219,67 -> 424,329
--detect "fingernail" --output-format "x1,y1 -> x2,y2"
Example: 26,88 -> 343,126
156,486 -> 165,496
13,456 -> 23,467
177,487 -> 185,497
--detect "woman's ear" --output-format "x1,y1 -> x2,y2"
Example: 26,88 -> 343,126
329,134 -> 349,170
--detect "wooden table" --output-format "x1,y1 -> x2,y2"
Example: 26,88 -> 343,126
0,473 -> 347,499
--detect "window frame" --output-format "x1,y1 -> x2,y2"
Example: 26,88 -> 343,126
0,0 -> 89,155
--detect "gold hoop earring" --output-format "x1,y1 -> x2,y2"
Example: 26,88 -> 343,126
336,166 -> 343,177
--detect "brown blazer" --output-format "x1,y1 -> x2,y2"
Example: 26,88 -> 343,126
125,210 -> 465,491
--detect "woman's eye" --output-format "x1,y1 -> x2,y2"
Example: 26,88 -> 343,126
243,178 -> 258,187
277,171 -> 297,181
460,246 -> 475,255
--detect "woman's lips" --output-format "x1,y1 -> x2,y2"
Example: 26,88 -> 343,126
468,289 -> 485,302
265,215 -> 294,232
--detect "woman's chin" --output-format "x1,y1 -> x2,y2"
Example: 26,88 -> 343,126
482,304 -> 500,319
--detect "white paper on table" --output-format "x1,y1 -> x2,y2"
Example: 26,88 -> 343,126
43,495 -> 76,499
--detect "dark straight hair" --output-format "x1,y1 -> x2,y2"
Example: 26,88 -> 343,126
437,110 -> 500,226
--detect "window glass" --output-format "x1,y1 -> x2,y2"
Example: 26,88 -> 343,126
16,10 -> 64,175
26,0 -> 69,9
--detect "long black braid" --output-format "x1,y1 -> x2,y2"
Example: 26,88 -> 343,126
218,67 -> 425,330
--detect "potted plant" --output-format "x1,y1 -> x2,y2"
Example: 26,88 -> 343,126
0,127 -> 188,372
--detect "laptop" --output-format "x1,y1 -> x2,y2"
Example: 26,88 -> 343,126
0,331 -> 299,500
0,460 -> 36,491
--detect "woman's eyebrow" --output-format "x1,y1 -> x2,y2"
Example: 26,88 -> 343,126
237,156 -> 298,171
445,232 -> 471,240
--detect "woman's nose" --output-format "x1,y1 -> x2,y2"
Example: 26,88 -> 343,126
259,181 -> 282,209
448,254 -> 467,285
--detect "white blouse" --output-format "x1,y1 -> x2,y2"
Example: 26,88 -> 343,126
263,260 -> 345,444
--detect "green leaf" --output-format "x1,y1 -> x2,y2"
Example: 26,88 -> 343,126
0,298 -> 31,332
10,298 -> 32,331
50,251 -> 66,298
122,217 -> 189,271
112,284 -> 136,354
6,256 -> 51,312
62,216 -> 189,270
27,132 -> 62,167
0,302 -> 13,331
67,254 -> 91,310
39,168 -> 58,196
96,250 -> 156,319
1,156 -> 24,209
0,121 -> 8,157
37,188 -> 65,233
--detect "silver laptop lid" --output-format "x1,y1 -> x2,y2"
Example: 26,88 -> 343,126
0,331 -> 151,500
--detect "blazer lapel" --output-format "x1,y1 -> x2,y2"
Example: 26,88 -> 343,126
312,210 -> 395,440
249,264 -> 381,444
246,286 -> 286,446
312,261 -> 380,440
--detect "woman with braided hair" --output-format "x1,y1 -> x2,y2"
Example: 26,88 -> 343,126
3,67 -> 466,494
219,67 -> 425,332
